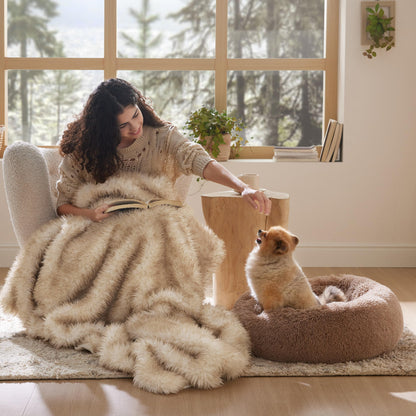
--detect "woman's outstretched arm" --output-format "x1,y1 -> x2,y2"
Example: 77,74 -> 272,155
202,160 -> 271,215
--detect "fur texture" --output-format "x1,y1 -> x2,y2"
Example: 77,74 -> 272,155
245,226 -> 345,312
0,173 -> 250,394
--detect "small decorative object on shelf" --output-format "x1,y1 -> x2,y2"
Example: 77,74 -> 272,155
361,1 -> 395,59
184,107 -> 245,161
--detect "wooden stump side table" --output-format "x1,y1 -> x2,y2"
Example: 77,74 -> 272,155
201,190 -> 290,309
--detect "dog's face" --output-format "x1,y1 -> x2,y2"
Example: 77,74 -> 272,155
255,226 -> 299,256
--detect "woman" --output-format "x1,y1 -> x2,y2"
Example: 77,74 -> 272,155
57,78 -> 271,220
2,78 -> 270,393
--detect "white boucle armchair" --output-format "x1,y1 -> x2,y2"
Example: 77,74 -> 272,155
3,141 -> 191,247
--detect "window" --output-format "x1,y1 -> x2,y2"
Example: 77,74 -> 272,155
0,0 -> 338,153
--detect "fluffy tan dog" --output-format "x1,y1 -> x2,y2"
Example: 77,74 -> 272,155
245,226 -> 346,312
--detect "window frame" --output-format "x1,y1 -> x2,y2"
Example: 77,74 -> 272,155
0,0 -> 339,157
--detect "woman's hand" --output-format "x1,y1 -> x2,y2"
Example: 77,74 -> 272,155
241,187 -> 272,215
88,204 -> 112,222
57,203 -> 112,222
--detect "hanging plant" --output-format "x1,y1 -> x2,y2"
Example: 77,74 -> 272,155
363,2 -> 395,59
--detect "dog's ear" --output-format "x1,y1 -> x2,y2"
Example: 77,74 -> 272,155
274,239 -> 288,254
292,235 -> 299,246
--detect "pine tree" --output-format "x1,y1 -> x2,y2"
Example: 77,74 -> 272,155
28,68 -> 82,145
287,0 -> 324,146
8,0 -> 59,142
227,0 -> 324,146
120,0 -> 162,95
47,43 -> 83,145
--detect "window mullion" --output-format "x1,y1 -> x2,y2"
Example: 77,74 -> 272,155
117,58 -> 215,71
4,57 -> 103,70
324,0 -> 339,130
104,0 -> 117,80
215,0 -> 228,112
228,58 -> 326,71
0,0 -> 7,155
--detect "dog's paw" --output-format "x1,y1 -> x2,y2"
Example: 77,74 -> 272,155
254,302 -> 263,315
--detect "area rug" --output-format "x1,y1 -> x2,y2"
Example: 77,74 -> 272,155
1,310 -> 415,381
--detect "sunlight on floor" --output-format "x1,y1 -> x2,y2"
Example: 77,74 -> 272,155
401,301 -> 416,333
390,391 -> 416,404
296,382 -> 312,388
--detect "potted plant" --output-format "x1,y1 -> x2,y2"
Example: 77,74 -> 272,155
184,107 -> 245,161
363,2 -> 395,59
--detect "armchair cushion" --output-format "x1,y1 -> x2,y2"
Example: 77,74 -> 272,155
3,142 -> 58,246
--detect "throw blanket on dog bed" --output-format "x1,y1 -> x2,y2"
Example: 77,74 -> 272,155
0,173 -> 250,394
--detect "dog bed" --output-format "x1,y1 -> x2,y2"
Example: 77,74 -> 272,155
233,275 -> 404,363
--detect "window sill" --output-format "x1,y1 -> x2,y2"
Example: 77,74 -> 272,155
225,159 -> 342,163
234,146 -> 275,159
232,146 -> 341,162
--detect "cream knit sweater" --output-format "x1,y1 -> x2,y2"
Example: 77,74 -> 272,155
56,124 -> 213,207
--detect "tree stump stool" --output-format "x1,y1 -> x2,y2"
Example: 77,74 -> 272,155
201,190 -> 290,309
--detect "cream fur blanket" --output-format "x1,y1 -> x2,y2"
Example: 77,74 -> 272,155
0,173 -> 250,394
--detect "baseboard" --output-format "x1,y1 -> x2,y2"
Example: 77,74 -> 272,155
1,243 -> 415,268
296,243 -> 416,267
0,244 -> 19,267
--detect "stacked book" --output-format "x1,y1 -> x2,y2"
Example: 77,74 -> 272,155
320,119 -> 344,162
274,145 -> 320,162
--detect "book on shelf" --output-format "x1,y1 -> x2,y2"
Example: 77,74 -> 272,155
320,119 -> 343,162
105,198 -> 183,213
320,119 -> 337,162
330,123 -> 343,162
274,145 -> 320,161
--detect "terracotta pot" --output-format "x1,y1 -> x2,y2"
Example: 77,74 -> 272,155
203,133 -> 231,161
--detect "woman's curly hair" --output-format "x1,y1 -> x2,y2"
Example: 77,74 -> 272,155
59,78 -> 165,183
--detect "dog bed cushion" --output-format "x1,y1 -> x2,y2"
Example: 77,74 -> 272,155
233,275 -> 404,363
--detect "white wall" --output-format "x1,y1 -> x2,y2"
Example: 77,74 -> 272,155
1,0 -> 415,267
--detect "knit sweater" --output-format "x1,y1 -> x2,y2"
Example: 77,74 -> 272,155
56,124 -> 213,207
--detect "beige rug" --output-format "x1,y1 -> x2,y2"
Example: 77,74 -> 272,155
1,310 -> 415,381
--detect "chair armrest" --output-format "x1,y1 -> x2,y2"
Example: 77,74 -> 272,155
3,142 -> 57,246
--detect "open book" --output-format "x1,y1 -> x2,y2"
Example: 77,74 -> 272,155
105,198 -> 183,213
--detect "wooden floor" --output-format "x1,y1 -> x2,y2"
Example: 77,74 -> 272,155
0,267 -> 415,416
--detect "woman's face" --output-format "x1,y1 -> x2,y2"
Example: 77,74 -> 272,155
117,104 -> 144,147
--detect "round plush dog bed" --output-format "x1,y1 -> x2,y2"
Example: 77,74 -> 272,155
233,275 -> 403,363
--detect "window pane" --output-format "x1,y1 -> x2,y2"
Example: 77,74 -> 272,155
227,71 -> 323,147
7,70 -> 103,145
118,70 -> 215,130
117,0 -> 215,58
228,0 -> 325,59
7,0 -> 104,58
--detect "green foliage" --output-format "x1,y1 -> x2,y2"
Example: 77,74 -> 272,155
8,0 -> 61,142
7,1 -> 84,145
184,107 -> 245,158
363,2 -> 395,59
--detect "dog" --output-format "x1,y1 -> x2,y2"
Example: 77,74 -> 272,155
245,226 -> 346,312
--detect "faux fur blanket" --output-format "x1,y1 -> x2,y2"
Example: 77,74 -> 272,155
0,173 -> 250,394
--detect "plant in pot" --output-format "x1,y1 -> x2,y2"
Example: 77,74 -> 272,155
184,107 -> 245,161
363,2 -> 395,59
